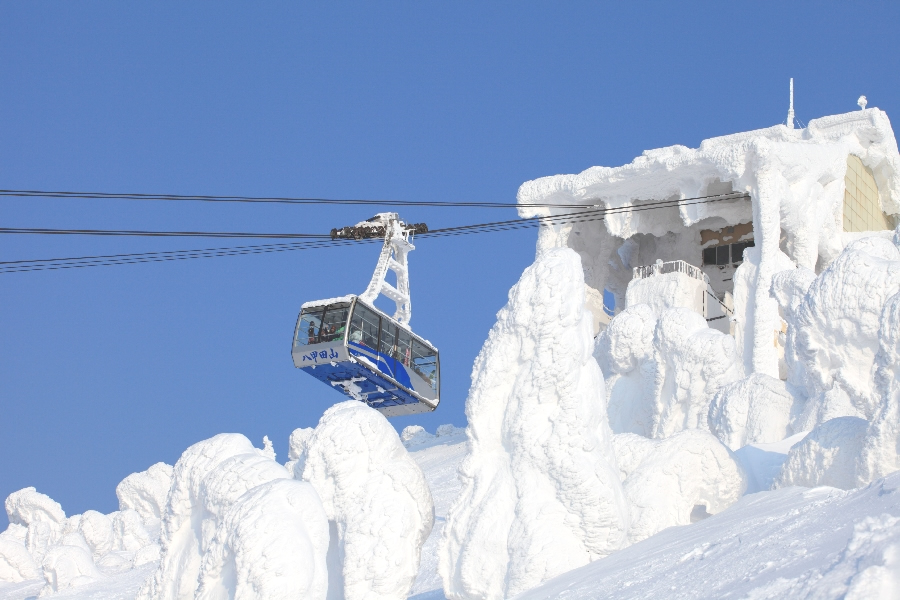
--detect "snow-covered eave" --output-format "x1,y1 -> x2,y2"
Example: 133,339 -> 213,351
517,109 -> 900,226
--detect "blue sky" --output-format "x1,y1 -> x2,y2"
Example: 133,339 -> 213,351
2,2 -> 898,527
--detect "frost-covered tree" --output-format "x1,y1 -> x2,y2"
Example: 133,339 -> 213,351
440,248 -> 629,600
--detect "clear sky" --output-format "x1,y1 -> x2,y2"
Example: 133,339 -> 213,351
2,1 -> 899,528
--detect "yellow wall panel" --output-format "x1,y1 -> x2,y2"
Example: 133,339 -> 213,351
843,154 -> 895,232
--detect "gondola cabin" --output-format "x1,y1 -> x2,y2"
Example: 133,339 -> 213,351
292,295 -> 440,416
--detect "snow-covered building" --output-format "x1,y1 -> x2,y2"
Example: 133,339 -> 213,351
517,105 -> 900,379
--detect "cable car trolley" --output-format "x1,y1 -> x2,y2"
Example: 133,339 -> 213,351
292,213 -> 439,417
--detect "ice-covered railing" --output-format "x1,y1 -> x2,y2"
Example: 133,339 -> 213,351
633,260 -> 710,284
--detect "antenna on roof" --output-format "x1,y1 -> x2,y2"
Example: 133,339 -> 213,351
858,95 -> 868,110
786,78 -> 795,129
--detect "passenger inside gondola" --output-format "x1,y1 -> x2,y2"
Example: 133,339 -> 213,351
349,302 -> 380,349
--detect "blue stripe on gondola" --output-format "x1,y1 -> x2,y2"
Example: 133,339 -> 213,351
347,341 -> 413,389
300,360 -> 420,408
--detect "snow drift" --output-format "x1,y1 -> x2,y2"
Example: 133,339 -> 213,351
441,248 -> 629,600
517,472 -> 900,600
612,430 -> 746,544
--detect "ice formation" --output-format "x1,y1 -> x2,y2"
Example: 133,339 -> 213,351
283,426 -> 314,479
612,430 -> 746,544
138,433 -> 290,600
297,400 -> 434,600
0,479 -> 167,595
707,373 -> 795,450
39,543 -> 103,596
771,231 -> 900,490
2,488 -> 68,569
776,416 -> 869,490
116,462 -> 175,524
859,289 -> 900,482
596,304 -> 742,439
653,308 -> 743,438
595,304 -> 657,437
196,479 -> 329,600
4,488 -> 66,529
769,266 -> 817,400
441,248 -> 629,600
77,510 -> 114,559
0,536 -> 40,583
111,509 -> 153,553
787,236 -> 900,428
625,271 -> 706,318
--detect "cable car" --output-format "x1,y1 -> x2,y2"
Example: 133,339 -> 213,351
291,213 -> 439,417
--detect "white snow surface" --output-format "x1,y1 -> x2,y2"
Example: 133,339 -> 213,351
596,304 -> 743,439
137,434 -> 290,600
195,479 -> 330,600
116,463 -> 174,524
708,373 -> 796,450
2,425 -> 900,600
441,248 -> 629,600
297,401 -> 434,600
612,430 -> 746,545
517,472 -> 900,600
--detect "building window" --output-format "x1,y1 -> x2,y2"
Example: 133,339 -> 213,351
844,154 -> 895,232
702,239 -> 754,266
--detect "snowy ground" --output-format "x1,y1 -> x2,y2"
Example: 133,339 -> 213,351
518,473 -> 900,599
3,430 -> 900,599
407,433 -> 467,600
0,564 -> 154,600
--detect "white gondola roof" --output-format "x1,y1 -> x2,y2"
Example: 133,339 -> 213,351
301,295 -> 357,309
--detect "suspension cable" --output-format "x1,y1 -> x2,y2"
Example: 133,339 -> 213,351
1,192 -> 749,273
0,188 -> 746,209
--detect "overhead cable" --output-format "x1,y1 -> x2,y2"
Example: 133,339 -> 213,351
1,192 -> 749,239
1,192 -> 749,273
0,188 -> 747,209
0,227 -> 330,239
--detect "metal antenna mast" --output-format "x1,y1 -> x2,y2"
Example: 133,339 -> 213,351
787,78 -> 795,129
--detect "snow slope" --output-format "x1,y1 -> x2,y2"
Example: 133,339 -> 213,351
517,473 -> 900,600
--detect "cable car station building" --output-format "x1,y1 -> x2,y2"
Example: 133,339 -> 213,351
517,103 -> 900,381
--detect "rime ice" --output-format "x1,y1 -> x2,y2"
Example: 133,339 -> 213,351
440,248 -> 628,600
